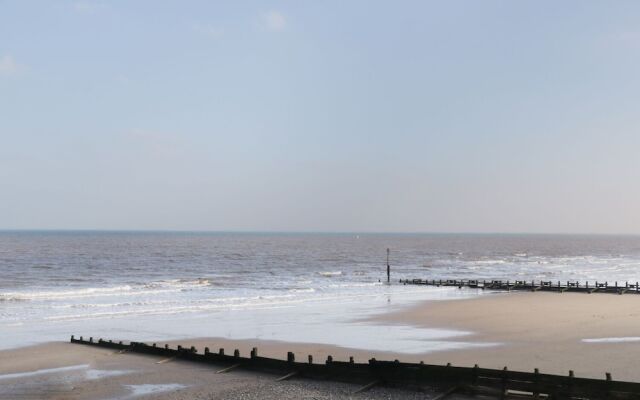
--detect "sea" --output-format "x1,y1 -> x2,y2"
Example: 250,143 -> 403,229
2,231 -> 640,352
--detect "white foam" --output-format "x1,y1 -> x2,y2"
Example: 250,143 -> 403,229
318,271 -> 342,277
582,337 -> 640,343
0,279 -> 212,302
41,288 -> 421,321
328,282 -> 382,288
289,288 -> 315,293
125,383 -> 186,397
85,369 -> 134,380
0,364 -> 89,380
474,260 -> 507,265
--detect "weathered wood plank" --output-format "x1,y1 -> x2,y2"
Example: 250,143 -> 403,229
70,336 -> 640,400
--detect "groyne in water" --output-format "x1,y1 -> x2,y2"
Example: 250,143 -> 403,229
400,279 -> 640,294
71,336 -> 640,399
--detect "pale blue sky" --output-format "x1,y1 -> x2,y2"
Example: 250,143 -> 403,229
1,1 -> 640,233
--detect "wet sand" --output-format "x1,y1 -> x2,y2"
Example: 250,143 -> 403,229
370,290 -> 640,381
169,290 -> 640,382
3,290 -> 640,398
0,341 -> 435,400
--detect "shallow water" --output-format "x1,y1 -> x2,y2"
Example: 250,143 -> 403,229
124,384 -> 187,398
2,232 -> 640,351
582,337 -> 640,343
0,364 -> 90,380
0,363 -> 139,400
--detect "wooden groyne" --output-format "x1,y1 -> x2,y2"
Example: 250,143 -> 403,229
71,335 -> 640,399
400,279 -> 640,294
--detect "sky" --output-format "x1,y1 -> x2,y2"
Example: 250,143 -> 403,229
1,1 -> 640,234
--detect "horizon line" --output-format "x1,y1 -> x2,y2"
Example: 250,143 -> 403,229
1,228 -> 640,237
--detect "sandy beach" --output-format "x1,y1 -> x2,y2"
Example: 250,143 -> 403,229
371,290 -> 640,381
3,290 -> 640,398
0,341 -> 433,400
5,0 -> 640,396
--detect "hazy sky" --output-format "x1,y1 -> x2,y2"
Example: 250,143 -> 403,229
2,1 -> 640,233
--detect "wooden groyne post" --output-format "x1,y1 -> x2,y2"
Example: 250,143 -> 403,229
400,278 -> 640,295
70,335 -> 640,399
386,248 -> 390,283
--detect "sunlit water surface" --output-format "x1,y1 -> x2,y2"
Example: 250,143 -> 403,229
2,232 -> 640,351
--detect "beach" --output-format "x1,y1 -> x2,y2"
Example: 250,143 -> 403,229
3,290 -> 640,399
372,290 -> 640,381
3,232 -> 640,398
5,0 -> 640,396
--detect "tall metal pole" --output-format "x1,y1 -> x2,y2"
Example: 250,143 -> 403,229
386,248 -> 390,283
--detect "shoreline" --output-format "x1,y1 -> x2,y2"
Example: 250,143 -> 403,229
4,291 -> 640,398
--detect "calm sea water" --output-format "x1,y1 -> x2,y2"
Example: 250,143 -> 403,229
1,232 -> 640,351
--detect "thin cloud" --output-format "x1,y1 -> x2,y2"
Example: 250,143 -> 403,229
263,10 -> 286,32
0,55 -> 20,76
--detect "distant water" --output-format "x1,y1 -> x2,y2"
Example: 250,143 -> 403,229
1,231 -> 640,351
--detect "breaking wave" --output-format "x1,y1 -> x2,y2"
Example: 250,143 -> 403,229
0,279 -> 213,302
318,271 -> 342,277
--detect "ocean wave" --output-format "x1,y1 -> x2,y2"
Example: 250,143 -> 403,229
0,285 -> 136,301
328,282 -> 382,288
32,265 -> 54,269
0,279 -> 213,302
0,295 -> 26,302
473,260 -> 507,265
318,271 -> 342,277
40,290 -> 393,322
44,299 -> 303,321
289,288 -> 315,293
143,278 -> 212,289
50,300 -> 172,309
